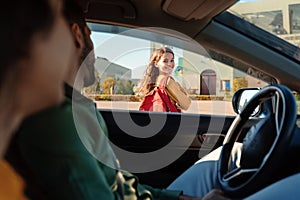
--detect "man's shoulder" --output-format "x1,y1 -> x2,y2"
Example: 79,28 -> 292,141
18,98 -> 85,150
20,97 -> 76,137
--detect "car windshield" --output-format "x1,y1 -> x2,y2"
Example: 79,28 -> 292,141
228,0 -> 300,63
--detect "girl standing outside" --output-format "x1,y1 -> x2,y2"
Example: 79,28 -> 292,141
139,47 -> 190,112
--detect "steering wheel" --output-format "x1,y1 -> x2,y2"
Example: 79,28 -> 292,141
218,84 -> 298,198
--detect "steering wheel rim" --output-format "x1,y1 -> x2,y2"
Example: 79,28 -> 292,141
218,84 -> 297,198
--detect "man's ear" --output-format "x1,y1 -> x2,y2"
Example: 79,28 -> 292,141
70,23 -> 84,49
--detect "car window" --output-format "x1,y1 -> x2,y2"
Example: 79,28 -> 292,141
85,23 -> 270,116
228,0 -> 300,114
229,0 -> 300,62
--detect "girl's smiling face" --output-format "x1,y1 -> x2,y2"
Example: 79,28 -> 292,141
155,52 -> 175,75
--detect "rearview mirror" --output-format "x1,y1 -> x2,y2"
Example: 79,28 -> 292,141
232,88 -> 260,116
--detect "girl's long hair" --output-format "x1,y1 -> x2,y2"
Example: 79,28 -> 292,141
138,47 -> 174,97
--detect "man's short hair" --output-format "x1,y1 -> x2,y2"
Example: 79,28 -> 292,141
63,0 -> 86,29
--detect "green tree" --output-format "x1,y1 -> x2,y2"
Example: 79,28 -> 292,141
233,77 -> 248,93
115,79 -> 134,94
101,77 -> 116,94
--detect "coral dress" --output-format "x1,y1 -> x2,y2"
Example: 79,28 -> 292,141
139,76 -> 180,112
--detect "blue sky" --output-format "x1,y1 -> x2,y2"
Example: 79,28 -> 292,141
91,31 -> 184,79
89,0 -> 260,78
91,32 -> 150,72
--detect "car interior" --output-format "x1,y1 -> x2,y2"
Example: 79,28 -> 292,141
76,0 -> 300,198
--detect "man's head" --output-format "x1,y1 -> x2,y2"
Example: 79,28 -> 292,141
63,0 -> 96,88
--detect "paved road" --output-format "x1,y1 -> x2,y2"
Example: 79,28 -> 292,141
96,100 -> 236,116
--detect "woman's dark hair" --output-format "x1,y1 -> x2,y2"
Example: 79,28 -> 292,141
138,47 -> 174,96
0,0 -> 55,85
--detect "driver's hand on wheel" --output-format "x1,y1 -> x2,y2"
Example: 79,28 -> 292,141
179,189 -> 231,200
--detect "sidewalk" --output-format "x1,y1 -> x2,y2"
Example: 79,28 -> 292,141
95,100 -> 236,116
